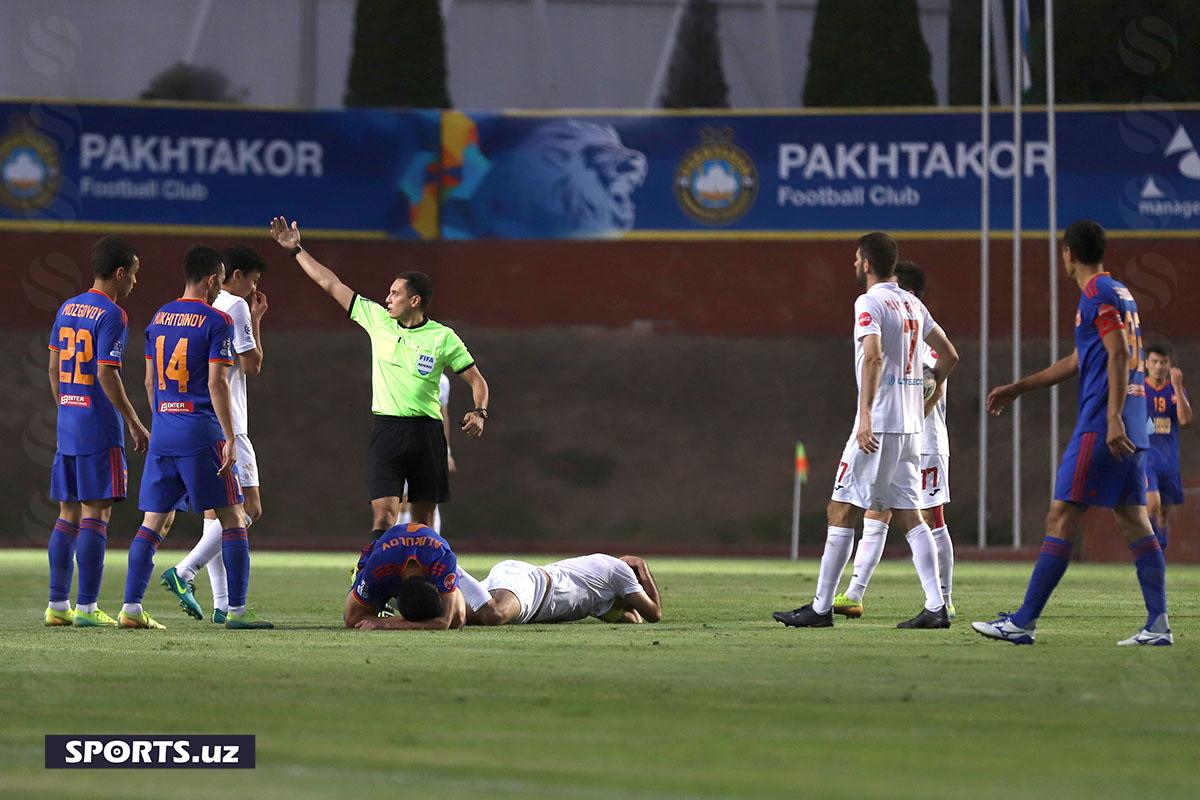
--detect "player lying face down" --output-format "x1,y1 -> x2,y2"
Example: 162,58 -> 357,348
465,554 -> 662,626
344,523 -> 489,630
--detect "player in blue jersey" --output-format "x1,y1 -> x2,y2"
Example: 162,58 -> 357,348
343,523 -> 492,630
1144,341 -> 1192,553
978,220 -> 1171,646
44,236 -> 151,627
119,245 -> 272,630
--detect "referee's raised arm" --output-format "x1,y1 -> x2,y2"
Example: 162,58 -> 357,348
269,216 -> 354,311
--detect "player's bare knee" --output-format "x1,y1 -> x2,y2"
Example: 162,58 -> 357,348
826,500 -> 859,528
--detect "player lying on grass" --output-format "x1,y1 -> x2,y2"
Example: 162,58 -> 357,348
343,523 -> 491,630
465,555 -> 662,626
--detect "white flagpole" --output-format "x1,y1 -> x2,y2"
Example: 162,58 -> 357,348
1011,0 -> 1023,550
978,0 -> 991,550
1046,0 -> 1059,491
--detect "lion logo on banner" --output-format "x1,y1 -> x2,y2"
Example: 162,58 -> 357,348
449,119 -> 648,238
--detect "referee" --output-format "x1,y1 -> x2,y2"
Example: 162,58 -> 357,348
270,217 -> 489,540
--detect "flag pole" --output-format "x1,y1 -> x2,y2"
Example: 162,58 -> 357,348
1046,0 -> 1059,492
791,442 -> 808,561
1011,0 -> 1026,550
978,0 -> 991,549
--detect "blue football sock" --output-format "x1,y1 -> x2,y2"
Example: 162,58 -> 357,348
221,527 -> 250,608
1129,535 -> 1167,629
1010,536 -> 1073,629
124,526 -> 162,605
48,518 -> 79,603
75,518 -> 108,606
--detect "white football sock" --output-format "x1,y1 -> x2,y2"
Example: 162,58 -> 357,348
905,523 -> 944,612
931,525 -> 954,604
433,505 -> 442,534
228,604 -> 246,616
397,506 -> 412,525
846,519 -> 889,602
813,527 -> 856,614
76,602 -> 97,613
122,602 -> 142,616
177,518 -> 223,583
49,600 -> 70,612
205,548 -> 230,613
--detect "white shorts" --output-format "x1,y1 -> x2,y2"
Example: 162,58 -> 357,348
483,560 -> 549,624
918,454 -> 950,509
830,432 -> 921,511
234,434 -> 259,488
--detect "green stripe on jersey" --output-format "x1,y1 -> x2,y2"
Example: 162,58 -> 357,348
349,294 -> 474,419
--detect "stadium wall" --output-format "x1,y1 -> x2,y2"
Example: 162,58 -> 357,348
4,231 -> 1197,562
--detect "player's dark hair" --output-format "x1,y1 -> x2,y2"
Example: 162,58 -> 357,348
396,576 -> 442,622
183,244 -> 224,284
396,271 -> 434,312
91,236 -> 138,279
1063,220 -> 1106,265
894,260 -> 926,300
1146,341 -> 1175,362
222,243 -> 268,283
857,232 -> 898,278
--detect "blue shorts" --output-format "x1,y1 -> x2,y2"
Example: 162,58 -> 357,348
1146,464 -> 1185,506
139,443 -> 243,513
50,447 -> 127,502
1053,432 -> 1146,509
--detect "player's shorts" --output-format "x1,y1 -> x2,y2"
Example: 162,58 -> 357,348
831,432 -> 922,511
1145,464 -> 1184,506
139,441 -> 244,513
483,560 -> 550,624
918,454 -> 950,509
1053,431 -> 1146,508
50,447 -> 127,503
366,415 -> 449,503
233,433 -> 259,488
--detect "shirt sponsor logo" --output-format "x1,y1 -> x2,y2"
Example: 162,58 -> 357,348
60,394 -> 91,408
158,401 -> 195,413
416,352 -> 435,377
109,340 -> 124,360
858,312 -> 873,327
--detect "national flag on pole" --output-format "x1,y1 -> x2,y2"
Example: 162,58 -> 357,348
794,442 -> 809,483
1019,0 -> 1033,92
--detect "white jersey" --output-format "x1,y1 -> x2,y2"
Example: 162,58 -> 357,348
852,282 -> 935,435
536,554 -> 644,623
920,345 -> 949,456
213,289 -> 256,436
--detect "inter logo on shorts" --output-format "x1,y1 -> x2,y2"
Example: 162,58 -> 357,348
416,353 -> 435,377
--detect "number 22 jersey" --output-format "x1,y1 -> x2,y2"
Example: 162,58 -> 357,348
1073,272 -> 1147,449
144,298 -> 235,455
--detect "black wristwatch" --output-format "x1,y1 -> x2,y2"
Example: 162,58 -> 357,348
471,408 -> 488,420
290,245 -> 303,257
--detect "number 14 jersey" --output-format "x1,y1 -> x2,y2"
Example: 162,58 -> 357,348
144,298 -> 234,455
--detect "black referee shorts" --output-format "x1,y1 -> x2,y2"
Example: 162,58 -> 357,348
366,415 -> 450,504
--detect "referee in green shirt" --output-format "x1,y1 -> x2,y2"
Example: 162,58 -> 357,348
270,217 -> 489,539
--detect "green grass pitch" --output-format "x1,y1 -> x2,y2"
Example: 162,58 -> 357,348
1,550 -> 1198,799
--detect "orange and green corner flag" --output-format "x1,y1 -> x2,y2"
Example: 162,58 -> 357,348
794,442 -> 809,483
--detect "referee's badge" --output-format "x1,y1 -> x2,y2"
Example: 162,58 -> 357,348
416,352 -> 435,376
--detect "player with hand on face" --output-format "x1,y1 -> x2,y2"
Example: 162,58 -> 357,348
976,220 -> 1171,646
466,554 -> 662,626
773,232 -> 959,630
1143,341 -> 1191,554
44,236 -> 150,627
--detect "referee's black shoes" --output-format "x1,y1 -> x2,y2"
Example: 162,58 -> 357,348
773,603 -> 833,628
896,605 -> 951,629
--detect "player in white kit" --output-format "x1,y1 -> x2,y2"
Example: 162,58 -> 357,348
774,233 -> 959,629
160,245 -> 269,623
832,262 -> 956,619
466,554 -> 662,625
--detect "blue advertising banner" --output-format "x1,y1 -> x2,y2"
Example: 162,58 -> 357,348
0,101 -> 440,239
440,107 -> 1200,239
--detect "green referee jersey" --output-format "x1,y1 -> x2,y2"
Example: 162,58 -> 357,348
348,293 -> 475,419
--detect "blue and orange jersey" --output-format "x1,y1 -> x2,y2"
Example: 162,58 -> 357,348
1073,272 -> 1148,449
350,524 -> 458,608
1145,379 -> 1182,473
48,289 -> 128,455
143,298 -> 234,455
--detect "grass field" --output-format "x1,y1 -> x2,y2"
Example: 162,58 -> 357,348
1,550 -> 1198,800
